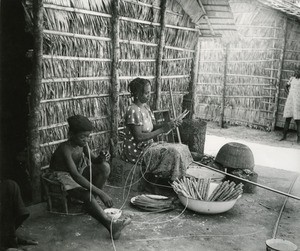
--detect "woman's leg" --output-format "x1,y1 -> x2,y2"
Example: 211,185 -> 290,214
68,188 -> 130,239
295,119 -> 300,143
280,118 -> 292,141
83,161 -> 110,189
93,161 -> 110,189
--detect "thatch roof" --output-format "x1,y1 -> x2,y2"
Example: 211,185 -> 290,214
176,0 -> 238,39
177,0 -> 300,41
257,0 -> 300,19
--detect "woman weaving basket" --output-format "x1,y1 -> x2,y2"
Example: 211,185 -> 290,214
122,78 -> 193,185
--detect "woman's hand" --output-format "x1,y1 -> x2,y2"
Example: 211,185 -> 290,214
99,192 -> 113,208
99,150 -> 111,162
162,119 -> 182,133
174,118 -> 183,127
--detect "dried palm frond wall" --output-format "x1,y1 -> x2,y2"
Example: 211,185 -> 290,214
195,0 -> 300,130
26,0 -> 198,170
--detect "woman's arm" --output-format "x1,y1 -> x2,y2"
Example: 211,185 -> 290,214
83,145 -> 110,164
128,121 -> 175,143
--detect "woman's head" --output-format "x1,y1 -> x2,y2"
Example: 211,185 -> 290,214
294,66 -> 300,79
128,78 -> 151,103
67,115 -> 93,146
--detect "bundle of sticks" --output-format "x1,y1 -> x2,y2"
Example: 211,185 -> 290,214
171,177 -> 243,201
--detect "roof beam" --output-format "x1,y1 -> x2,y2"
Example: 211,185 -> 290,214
196,0 -> 216,36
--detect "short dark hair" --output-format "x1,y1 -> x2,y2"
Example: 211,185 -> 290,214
128,78 -> 151,98
67,115 -> 93,133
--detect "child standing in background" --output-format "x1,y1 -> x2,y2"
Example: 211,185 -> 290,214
280,66 -> 300,144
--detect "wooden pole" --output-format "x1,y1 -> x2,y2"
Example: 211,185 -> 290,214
110,0 -> 120,157
268,21 -> 277,126
192,161 -> 300,201
220,43 -> 229,128
272,16 -> 288,131
190,31 -> 201,119
155,0 -> 167,110
196,0 -> 215,36
28,0 -> 43,203
272,175 -> 298,238
168,82 -> 182,143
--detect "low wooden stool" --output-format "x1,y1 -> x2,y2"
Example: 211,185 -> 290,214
41,173 -> 83,214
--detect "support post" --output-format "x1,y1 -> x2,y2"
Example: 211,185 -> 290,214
272,16 -> 287,130
155,0 -> 167,110
110,0 -> 120,157
220,42 -> 229,128
190,31 -> 201,119
28,0 -> 43,203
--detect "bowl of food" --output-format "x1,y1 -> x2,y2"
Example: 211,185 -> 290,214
172,177 -> 243,214
104,208 -> 122,220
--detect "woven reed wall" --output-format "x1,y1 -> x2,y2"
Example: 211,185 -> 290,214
195,0 -> 294,130
161,0 -> 197,116
118,0 -> 197,121
276,19 -> 300,129
39,0 -> 113,169
118,0 -> 161,126
26,0 -> 197,169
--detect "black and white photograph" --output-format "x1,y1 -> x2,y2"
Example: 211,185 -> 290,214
0,0 -> 300,250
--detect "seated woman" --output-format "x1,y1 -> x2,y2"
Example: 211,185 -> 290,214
122,77 -> 193,184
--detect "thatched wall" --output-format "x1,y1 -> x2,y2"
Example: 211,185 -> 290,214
25,0 -> 198,169
195,0 -> 300,130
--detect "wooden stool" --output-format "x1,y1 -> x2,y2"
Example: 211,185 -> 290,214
41,173 -> 69,214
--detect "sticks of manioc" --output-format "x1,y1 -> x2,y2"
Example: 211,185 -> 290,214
172,177 -> 244,201
192,160 -> 300,201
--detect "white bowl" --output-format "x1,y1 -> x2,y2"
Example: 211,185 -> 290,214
104,208 -> 122,220
178,182 -> 241,214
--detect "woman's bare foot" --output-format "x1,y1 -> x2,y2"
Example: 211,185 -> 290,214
110,218 -> 131,240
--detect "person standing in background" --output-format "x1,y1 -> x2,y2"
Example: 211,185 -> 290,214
280,66 -> 300,144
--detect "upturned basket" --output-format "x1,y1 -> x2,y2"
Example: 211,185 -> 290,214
215,142 -> 255,170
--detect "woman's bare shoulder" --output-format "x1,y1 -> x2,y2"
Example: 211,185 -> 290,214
53,141 -> 73,156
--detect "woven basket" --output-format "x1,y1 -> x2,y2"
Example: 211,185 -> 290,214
215,142 -> 255,170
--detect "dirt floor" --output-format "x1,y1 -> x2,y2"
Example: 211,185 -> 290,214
206,121 -> 300,150
17,123 -> 300,251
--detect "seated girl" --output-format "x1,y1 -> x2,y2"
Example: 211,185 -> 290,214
49,115 -> 131,239
122,78 -> 193,183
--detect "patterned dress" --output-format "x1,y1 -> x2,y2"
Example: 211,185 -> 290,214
122,103 -> 155,163
122,103 -> 193,181
283,77 -> 300,120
